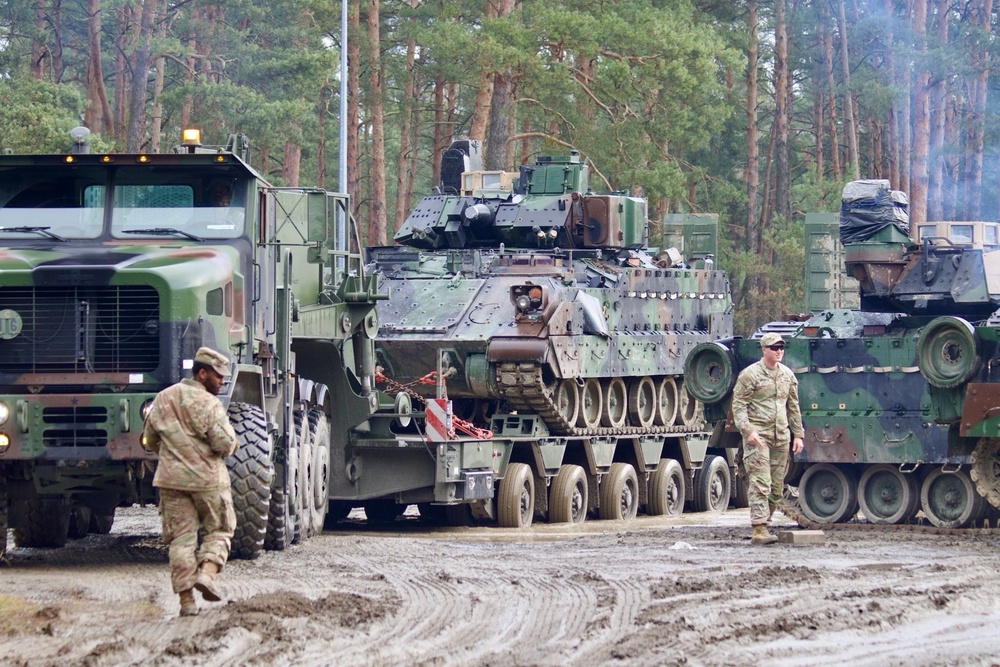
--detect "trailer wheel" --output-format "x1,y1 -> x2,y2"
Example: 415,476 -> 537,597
549,464 -> 588,524
294,409 -> 314,539
648,458 -> 685,517
226,402 -> 273,560
307,408 -> 330,532
693,455 -> 731,513
599,462 -> 638,521
498,462 -> 534,528
67,503 -> 92,539
11,497 -> 72,548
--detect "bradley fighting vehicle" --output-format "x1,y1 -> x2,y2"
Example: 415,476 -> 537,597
686,179 -> 1000,528
354,141 -> 737,526
0,128 -> 380,558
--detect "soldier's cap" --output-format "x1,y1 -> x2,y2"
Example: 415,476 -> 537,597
194,346 -> 231,377
759,332 -> 785,348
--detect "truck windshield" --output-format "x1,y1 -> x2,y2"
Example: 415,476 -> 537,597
0,165 -> 248,241
0,166 -> 106,239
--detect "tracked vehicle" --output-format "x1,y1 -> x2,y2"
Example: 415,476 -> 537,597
350,142 -> 737,526
688,179 -> 1000,528
0,129 -> 380,558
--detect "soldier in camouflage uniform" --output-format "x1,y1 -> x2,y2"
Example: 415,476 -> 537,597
731,332 -> 804,545
142,347 -> 239,616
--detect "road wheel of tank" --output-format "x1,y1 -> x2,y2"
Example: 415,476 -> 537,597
798,464 -> 859,524
11,497 -> 72,548
599,462 -> 639,521
648,458 -> 685,517
970,437 -> 1000,510
553,379 -> 580,427
683,341 -> 736,404
307,408 -> 331,533
602,378 -> 627,429
917,316 -> 981,389
920,467 -> 985,528
858,465 -> 919,524
693,455 -> 731,513
364,500 -> 404,525
226,402 -> 274,560
549,464 -> 588,524
498,462 -> 534,528
578,379 -> 603,429
89,509 -> 115,535
676,381 -> 704,429
655,377 -> 679,427
627,377 -> 656,429
67,503 -> 92,539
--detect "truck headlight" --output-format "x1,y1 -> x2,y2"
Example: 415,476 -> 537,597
0,402 -> 9,426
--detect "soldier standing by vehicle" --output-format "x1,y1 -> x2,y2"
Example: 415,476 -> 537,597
142,347 -> 239,616
731,332 -> 805,545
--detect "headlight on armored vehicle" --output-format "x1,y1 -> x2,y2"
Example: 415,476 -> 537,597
0,432 -> 10,452
0,402 -> 9,426
140,399 -> 155,420
511,284 -> 546,315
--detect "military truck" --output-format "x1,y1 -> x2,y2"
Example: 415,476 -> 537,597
0,128 -> 380,558
687,179 -> 1000,528
341,141 -> 739,527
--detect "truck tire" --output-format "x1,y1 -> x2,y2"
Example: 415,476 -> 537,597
266,412 -> 301,551
693,455 -> 731,513
11,497 -> 72,548
599,462 -> 639,521
498,462 -> 534,528
89,509 -> 115,535
0,476 -> 7,557
67,503 -> 92,539
226,403 -> 273,560
549,464 -> 588,524
307,408 -> 330,533
648,458 -> 685,517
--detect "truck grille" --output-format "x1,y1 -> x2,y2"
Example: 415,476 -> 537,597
0,285 -> 160,373
42,406 -> 109,448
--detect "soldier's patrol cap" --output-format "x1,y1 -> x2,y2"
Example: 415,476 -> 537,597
194,346 -> 231,377
759,332 -> 785,348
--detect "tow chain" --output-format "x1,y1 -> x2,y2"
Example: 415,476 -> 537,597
375,369 -> 493,440
778,495 -> 1000,536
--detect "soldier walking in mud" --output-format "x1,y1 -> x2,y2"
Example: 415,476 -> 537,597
142,347 -> 239,616
731,332 -> 804,545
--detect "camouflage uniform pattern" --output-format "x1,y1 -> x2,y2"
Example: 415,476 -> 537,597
731,358 -> 804,526
142,377 -> 238,593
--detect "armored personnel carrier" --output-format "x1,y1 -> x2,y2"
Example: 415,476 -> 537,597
356,141 -> 736,526
687,179 -> 1000,528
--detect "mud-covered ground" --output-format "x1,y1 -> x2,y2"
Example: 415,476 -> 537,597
2,507 -> 1000,667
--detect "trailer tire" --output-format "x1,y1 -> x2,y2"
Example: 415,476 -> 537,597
226,403 -> 273,560
498,462 -> 534,528
693,455 -> 731,513
648,458 -> 685,517
599,462 -> 639,521
89,509 -> 115,535
307,408 -> 330,532
67,503 -> 92,539
549,465 -> 588,524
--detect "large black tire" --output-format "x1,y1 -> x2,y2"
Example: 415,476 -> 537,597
0,476 -> 7,557
324,501 -> 353,529
266,411 -> 303,551
89,509 -> 115,535
307,408 -> 330,533
648,458 -> 685,517
549,464 -> 588,524
497,462 -> 534,528
599,462 -> 639,521
11,496 -> 72,548
693,455 -> 731,513
67,503 -> 92,539
226,403 -> 274,560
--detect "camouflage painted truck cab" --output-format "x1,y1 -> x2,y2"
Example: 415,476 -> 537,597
0,131 -> 379,558
687,179 -> 1000,529
352,142 -> 736,527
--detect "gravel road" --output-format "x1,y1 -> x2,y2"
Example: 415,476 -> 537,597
2,506 -> 999,666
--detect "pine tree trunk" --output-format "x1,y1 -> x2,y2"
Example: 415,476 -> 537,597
125,0 -> 160,153
745,1 -> 760,239
393,16 -> 418,232
366,0 -> 387,246
927,0 -> 948,221
821,5 -> 841,179
432,77 -> 446,188
773,0 -> 790,224
84,0 -> 114,138
910,0 -> 930,226
964,0 -> 992,220
836,0 -> 859,179
347,0 -> 361,219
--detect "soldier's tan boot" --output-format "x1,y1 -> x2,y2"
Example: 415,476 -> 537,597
179,589 -> 199,617
194,561 -> 223,602
751,525 -> 778,545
